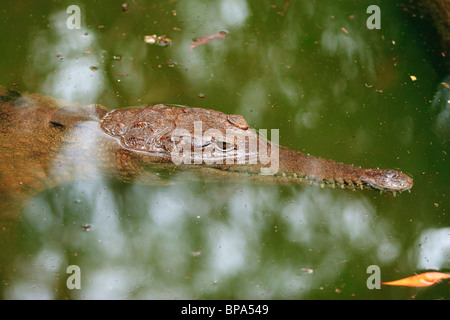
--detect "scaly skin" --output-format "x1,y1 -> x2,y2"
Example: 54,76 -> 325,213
99,101 -> 413,195
0,86 -> 413,211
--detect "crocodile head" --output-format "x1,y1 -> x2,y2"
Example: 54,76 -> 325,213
100,104 -> 274,170
360,169 -> 414,193
99,104 -> 413,194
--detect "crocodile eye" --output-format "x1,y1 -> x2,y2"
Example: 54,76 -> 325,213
227,114 -> 249,130
216,140 -> 235,151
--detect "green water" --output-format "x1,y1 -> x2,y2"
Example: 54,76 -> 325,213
0,0 -> 449,299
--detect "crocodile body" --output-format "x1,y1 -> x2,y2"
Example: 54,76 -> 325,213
0,86 -> 413,211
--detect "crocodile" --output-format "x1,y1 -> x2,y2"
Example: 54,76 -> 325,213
0,86 -> 413,213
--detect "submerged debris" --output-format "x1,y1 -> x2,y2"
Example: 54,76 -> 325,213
82,224 -> 92,232
144,34 -> 172,47
190,31 -> 227,51
166,61 -> 177,68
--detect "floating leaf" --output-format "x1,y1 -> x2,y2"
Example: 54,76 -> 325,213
190,31 -> 227,51
382,272 -> 450,287
144,35 -> 172,47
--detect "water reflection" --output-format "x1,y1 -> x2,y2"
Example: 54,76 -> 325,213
27,10 -> 103,104
432,75 -> 450,141
0,0 -> 448,299
3,179 -> 420,299
415,227 -> 450,271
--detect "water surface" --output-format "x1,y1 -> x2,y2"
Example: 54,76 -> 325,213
0,0 -> 449,299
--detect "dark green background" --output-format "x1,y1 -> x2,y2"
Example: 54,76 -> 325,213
0,0 -> 448,299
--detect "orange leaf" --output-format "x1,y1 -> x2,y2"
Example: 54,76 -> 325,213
382,272 -> 450,287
